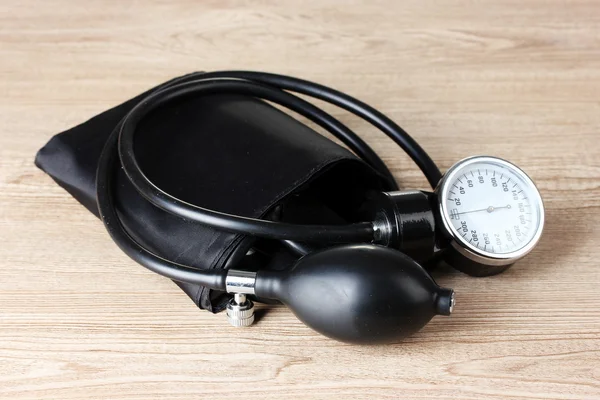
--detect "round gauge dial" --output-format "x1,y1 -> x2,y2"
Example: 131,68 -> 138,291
437,156 -> 544,265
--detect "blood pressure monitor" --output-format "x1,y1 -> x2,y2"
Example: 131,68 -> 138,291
91,70 -> 548,342
436,156 -> 545,273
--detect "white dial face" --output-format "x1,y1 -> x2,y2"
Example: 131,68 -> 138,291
440,157 -> 544,260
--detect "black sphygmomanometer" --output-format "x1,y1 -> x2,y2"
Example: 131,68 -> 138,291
63,71 -> 546,344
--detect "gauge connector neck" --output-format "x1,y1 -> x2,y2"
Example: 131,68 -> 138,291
366,190 -> 436,262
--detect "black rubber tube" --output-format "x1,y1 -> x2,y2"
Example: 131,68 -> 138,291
96,71 -> 440,286
149,71 -> 441,187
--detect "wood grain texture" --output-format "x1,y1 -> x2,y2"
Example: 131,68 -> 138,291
1,1 -> 599,399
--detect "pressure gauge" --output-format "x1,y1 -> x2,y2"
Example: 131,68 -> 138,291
436,156 -> 544,270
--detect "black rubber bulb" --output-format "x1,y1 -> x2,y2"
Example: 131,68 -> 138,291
255,244 -> 454,344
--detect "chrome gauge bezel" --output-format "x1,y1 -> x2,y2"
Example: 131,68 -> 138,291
435,156 -> 545,266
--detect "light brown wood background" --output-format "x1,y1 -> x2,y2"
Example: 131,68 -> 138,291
1,1 -> 599,399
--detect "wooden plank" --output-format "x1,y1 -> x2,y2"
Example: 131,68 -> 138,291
1,1 -> 599,398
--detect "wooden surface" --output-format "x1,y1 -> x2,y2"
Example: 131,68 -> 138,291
1,1 -> 599,399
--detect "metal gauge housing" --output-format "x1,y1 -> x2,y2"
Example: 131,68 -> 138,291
436,156 -> 544,270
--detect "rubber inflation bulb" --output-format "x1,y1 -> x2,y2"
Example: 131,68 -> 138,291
255,244 -> 454,344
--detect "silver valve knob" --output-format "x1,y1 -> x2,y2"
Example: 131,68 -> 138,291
226,293 -> 255,327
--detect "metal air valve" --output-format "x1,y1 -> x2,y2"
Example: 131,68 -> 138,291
226,293 -> 255,327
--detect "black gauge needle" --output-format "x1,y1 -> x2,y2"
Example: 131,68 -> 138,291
457,205 -> 511,216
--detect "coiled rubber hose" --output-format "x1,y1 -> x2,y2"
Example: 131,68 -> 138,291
96,71 -> 441,286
